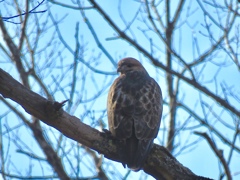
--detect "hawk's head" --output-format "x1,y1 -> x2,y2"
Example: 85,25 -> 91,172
117,57 -> 148,75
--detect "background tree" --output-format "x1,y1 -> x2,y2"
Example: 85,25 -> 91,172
0,0 -> 239,179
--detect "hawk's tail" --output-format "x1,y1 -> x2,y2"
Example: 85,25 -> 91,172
125,136 -> 153,171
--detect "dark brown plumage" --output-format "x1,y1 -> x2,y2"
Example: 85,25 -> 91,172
107,57 -> 163,171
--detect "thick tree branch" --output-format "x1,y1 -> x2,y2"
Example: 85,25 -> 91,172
0,68 -> 212,179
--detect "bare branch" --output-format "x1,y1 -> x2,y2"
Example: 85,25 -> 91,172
87,0 -> 240,117
194,132 -> 232,180
0,68 -> 212,179
1,0 -> 47,24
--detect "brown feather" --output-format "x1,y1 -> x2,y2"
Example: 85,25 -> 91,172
107,57 -> 163,171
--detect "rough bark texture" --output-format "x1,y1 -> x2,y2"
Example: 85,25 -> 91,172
0,68 -> 212,180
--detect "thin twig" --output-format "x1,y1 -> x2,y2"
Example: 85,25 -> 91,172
194,131 -> 232,180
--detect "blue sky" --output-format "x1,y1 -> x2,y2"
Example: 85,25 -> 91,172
0,0 -> 239,179
48,1 -> 239,179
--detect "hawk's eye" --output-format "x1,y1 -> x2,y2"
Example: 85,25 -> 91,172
127,64 -> 132,68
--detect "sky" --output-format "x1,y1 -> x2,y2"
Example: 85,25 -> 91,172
0,0 -> 240,179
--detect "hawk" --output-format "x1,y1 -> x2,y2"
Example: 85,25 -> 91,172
107,57 -> 162,171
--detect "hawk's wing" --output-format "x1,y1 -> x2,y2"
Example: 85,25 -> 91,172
134,78 -> 162,140
107,76 -> 162,140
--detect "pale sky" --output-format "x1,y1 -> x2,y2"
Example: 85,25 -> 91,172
0,1 -> 239,179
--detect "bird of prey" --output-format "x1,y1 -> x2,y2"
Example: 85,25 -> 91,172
107,57 -> 163,171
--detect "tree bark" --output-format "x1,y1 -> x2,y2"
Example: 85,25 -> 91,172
0,68 -> 212,180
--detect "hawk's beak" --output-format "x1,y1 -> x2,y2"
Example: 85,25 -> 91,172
117,66 -> 121,73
